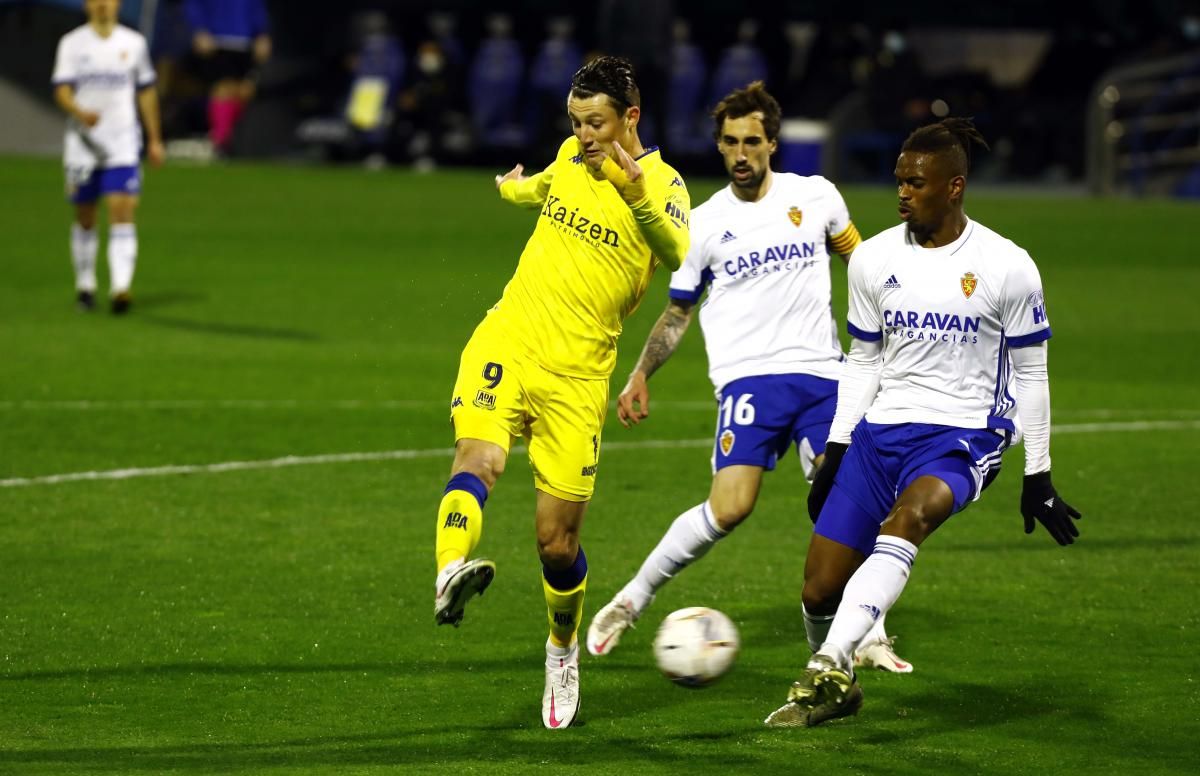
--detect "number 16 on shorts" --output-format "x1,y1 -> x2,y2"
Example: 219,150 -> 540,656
718,393 -> 754,456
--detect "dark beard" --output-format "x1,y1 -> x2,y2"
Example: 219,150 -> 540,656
730,168 -> 765,193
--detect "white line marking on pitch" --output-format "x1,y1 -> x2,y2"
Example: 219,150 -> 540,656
1,420 -> 1197,489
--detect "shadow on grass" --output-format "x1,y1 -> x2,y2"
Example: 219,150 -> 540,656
123,290 -> 207,311
0,661 -> 1131,772
0,725 -> 774,772
137,313 -> 319,341
0,676 -> 1126,773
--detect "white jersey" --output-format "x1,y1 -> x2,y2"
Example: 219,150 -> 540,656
51,24 -> 156,170
669,173 -> 860,393
847,218 -> 1051,430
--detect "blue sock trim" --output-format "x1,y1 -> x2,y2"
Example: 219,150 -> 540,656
444,472 -> 488,509
543,546 -> 588,590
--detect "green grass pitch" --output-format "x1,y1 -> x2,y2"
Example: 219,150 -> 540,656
1,155 -> 1198,774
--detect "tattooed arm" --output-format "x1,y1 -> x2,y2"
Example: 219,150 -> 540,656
616,299 -> 696,428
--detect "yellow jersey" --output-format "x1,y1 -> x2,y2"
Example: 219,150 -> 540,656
484,136 -> 690,379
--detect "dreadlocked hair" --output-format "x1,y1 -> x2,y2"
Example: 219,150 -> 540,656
901,117 -> 989,176
570,55 -> 640,115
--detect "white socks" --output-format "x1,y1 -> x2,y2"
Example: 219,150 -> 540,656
71,223 -> 98,292
107,223 -> 137,295
863,612 -> 890,646
73,223 -> 138,295
819,535 -> 918,667
621,501 -> 726,613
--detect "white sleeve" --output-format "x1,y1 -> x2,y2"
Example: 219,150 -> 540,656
828,337 -> 882,444
1002,251 -> 1052,347
1011,341 -> 1051,475
668,224 -> 711,304
51,35 -> 76,86
845,243 -> 882,341
135,35 -> 157,88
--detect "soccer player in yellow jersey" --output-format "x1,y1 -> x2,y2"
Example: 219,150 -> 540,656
431,56 -> 689,729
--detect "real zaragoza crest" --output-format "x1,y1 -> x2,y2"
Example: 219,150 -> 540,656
719,429 -> 735,456
961,272 -> 978,299
788,206 -> 803,227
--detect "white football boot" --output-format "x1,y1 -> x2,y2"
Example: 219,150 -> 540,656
542,639 -> 580,729
586,594 -> 638,656
434,558 -> 496,627
853,637 -> 914,673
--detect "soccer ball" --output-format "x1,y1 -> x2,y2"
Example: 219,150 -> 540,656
652,607 -> 740,688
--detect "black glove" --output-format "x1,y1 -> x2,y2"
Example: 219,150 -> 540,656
808,442 -> 848,523
1020,471 -> 1082,545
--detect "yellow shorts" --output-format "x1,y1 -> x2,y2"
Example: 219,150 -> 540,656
450,329 -> 608,502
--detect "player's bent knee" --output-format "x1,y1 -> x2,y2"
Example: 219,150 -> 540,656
537,536 -> 579,570
801,579 -> 841,616
707,480 -> 758,531
881,503 -> 940,543
709,499 -> 752,532
451,444 -> 506,488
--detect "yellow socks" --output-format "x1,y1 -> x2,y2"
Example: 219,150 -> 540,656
435,472 -> 488,572
543,547 -> 588,648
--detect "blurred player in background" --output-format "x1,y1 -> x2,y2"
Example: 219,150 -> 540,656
765,118 -> 1081,728
586,82 -> 911,674
184,0 -> 270,154
431,56 -> 690,729
53,0 -> 164,314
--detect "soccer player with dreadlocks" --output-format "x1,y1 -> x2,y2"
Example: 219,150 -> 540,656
764,117 -> 1082,728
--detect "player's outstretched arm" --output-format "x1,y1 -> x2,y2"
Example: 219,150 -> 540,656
496,163 -> 553,208
1011,342 -> 1081,545
616,300 -> 694,428
597,141 -> 689,271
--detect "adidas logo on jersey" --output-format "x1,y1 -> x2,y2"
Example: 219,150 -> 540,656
883,274 -> 902,289
719,230 -> 737,243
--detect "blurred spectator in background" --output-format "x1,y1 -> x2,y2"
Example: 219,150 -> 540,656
426,10 -> 465,73
467,13 -> 527,156
596,0 -> 672,146
151,0 -> 208,140
665,19 -> 709,156
342,10 -> 403,164
528,17 -> 582,151
708,19 -> 769,109
185,0 -> 270,154
395,38 -> 470,168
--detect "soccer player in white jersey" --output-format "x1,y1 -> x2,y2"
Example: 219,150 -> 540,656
586,82 -> 912,673
764,118 -> 1082,728
52,0 -> 164,314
